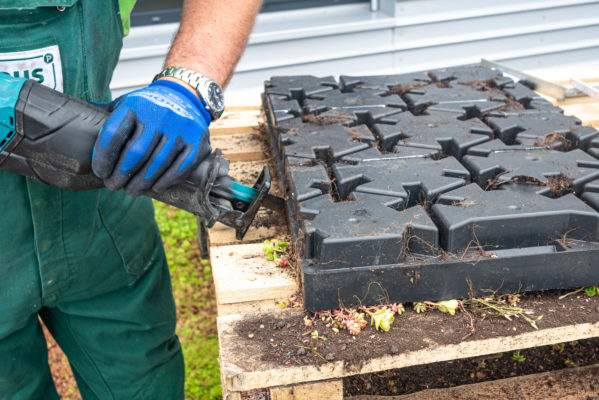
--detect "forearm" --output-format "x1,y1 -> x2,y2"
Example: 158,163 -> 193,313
164,0 -> 263,87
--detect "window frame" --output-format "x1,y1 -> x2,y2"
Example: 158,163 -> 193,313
130,0 -> 370,27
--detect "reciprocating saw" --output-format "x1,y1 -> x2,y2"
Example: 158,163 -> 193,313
0,78 -> 285,239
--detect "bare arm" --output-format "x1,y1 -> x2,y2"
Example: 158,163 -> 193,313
164,0 -> 263,88
93,1 -> 261,193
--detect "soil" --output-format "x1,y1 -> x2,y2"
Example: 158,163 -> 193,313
388,83 -> 427,97
534,131 -> 571,150
547,175 -> 575,197
301,111 -> 349,125
349,363 -> 599,399
426,72 -> 453,88
234,290 -> 599,369
458,79 -> 526,114
484,171 -> 574,198
387,81 -> 451,99
344,337 -> 599,397
496,174 -> 547,188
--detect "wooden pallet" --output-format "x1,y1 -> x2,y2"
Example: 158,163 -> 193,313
210,79 -> 599,399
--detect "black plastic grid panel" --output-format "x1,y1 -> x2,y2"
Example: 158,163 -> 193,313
262,65 -> 599,311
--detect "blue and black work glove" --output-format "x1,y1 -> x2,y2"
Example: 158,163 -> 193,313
92,79 -> 212,196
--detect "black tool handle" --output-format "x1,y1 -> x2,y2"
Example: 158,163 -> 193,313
0,80 -> 214,215
0,80 -> 271,238
4,80 -> 108,190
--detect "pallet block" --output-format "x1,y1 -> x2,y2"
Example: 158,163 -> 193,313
270,380 -> 343,400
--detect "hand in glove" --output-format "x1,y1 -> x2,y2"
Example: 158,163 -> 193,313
92,79 -> 212,196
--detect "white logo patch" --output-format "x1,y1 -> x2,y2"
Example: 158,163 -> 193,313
0,45 -> 63,92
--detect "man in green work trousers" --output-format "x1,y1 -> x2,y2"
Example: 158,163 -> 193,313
0,1 -> 262,398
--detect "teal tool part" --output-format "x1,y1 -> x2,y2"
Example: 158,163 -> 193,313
228,180 -> 258,203
0,74 -> 26,151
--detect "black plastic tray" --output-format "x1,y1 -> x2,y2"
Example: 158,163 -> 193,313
262,65 -> 599,311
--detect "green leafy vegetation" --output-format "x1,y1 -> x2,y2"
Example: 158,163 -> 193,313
154,202 -> 221,400
306,304 -> 405,336
560,285 -> 599,299
262,239 -> 289,267
436,300 -> 459,316
466,295 -> 543,329
511,350 -> 526,363
413,302 -> 428,314
412,300 -> 459,316
369,308 -> 395,332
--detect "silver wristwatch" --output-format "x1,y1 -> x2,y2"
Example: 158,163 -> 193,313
154,66 -> 225,120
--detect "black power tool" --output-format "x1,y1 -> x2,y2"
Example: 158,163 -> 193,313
0,79 -> 285,239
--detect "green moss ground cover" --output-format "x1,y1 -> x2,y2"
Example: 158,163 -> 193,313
154,202 -> 222,400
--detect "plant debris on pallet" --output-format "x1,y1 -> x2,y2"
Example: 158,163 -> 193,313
262,65 -> 599,311
235,290 -> 599,368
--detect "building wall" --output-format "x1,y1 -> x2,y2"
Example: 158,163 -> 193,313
110,0 -> 599,98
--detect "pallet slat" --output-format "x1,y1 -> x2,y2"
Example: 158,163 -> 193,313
210,243 -> 297,314
211,132 -> 267,162
208,222 -> 283,247
561,103 -> 599,128
211,109 -> 262,136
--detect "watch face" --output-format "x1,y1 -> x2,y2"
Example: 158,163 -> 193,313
207,82 -> 225,112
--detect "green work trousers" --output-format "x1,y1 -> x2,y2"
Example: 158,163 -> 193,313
0,2 -> 184,399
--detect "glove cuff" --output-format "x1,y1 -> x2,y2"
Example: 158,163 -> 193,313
150,79 -> 212,124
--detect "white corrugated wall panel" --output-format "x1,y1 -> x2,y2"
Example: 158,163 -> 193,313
391,1 -> 599,73
392,25 -> 599,72
394,2 -> 599,51
393,0 -> 598,21
237,29 -> 394,72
